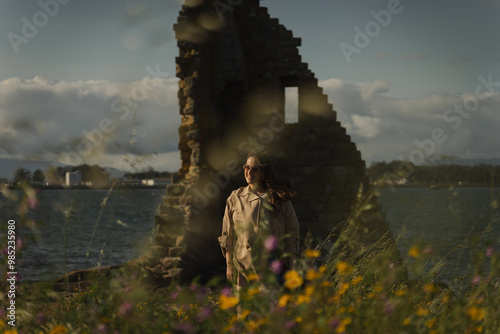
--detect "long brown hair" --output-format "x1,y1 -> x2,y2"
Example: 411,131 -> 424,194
247,150 -> 296,208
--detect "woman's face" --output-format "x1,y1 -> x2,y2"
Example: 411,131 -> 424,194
244,157 -> 262,189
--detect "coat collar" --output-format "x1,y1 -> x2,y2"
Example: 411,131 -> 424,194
239,185 -> 262,202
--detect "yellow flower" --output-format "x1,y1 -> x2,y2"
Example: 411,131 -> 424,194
247,273 -> 260,281
247,287 -> 260,296
284,270 -> 303,290
219,294 -> 239,310
240,309 -> 251,320
49,325 -> 68,334
467,306 -> 486,321
279,294 -> 291,307
306,268 -> 323,280
416,307 -> 429,316
475,326 -> 484,333
336,262 -> 352,275
403,317 -> 411,325
4,330 -> 18,334
296,294 -> 311,305
351,276 -> 363,285
336,317 -> 352,334
426,318 -> 437,328
408,246 -> 420,258
395,289 -> 407,296
304,249 -> 321,258
338,283 -> 350,296
423,283 -> 436,293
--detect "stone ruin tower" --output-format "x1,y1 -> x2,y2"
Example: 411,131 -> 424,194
143,0 -> 391,284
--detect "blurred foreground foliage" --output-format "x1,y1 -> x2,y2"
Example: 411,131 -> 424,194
0,184 -> 499,333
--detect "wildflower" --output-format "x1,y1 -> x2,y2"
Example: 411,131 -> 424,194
403,317 -> 411,325
472,275 -> 481,285
423,283 -> 436,293
330,317 -> 340,330
475,326 -> 484,332
264,235 -> 278,251
351,276 -> 363,285
486,246 -> 494,258
118,302 -> 132,316
49,325 -> 69,334
219,294 -> 239,310
296,286 -> 314,305
239,309 -> 251,320
336,317 -> 352,334
284,320 -> 295,330
4,330 -> 18,334
279,294 -> 291,307
383,302 -> 395,315
336,262 -> 352,275
248,317 -> 268,331
221,286 -> 232,296
408,246 -> 420,258
247,287 -> 260,296
395,289 -> 407,296
337,283 -> 349,296
426,318 -> 437,328
37,311 -> 48,324
467,306 -> 486,321
416,307 -> 429,316
284,270 -> 303,290
247,273 -> 260,281
270,260 -> 283,274
196,306 -> 212,322
304,249 -> 321,258
306,268 -> 323,280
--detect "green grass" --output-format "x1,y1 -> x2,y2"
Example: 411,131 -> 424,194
1,185 -> 499,333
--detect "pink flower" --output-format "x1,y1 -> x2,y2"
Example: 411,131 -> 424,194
118,302 -> 132,316
264,235 -> 278,251
486,246 -> 494,258
196,307 -> 212,322
27,197 -> 39,210
270,259 -> 283,274
472,275 -> 481,285
383,302 -> 395,315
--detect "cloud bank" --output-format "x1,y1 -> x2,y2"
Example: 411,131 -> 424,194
1,75 -> 499,173
0,75 -> 181,171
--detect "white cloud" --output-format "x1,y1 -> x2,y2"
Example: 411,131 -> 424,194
0,76 -> 181,171
320,78 -> 500,164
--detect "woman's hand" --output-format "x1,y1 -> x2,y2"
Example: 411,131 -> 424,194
225,250 -> 235,282
226,264 -> 235,282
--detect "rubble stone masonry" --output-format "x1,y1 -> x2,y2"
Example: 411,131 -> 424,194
143,0 -> 392,285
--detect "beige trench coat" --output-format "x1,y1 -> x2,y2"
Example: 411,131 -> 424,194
218,185 -> 300,282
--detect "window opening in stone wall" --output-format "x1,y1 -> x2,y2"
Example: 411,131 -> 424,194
285,86 -> 299,123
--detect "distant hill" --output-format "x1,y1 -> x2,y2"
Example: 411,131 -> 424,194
445,158 -> 500,166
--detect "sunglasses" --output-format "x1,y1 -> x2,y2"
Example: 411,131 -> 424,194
242,165 -> 261,172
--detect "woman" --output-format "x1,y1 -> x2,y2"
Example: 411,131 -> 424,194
218,150 -> 300,287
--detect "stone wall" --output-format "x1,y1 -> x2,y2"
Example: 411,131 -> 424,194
143,0 -> 392,285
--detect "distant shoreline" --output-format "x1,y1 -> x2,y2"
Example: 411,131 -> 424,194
5,184 -> 170,190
